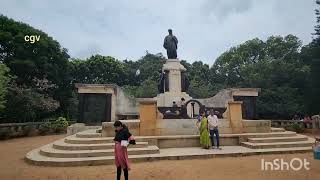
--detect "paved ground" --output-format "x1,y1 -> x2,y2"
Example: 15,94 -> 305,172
0,134 -> 320,180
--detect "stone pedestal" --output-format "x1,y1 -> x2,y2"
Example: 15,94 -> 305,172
156,59 -> 191,107
139,99 -> 157,136
228,101 -> 244,133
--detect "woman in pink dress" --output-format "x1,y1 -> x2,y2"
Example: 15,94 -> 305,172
113,120 -> 135,180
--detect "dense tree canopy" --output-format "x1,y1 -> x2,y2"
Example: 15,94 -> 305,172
0,63 -> 10,112
1,2 -> 320,122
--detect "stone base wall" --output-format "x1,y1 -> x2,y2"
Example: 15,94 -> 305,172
101,119 -> 271,137
67,123 -> 100,136
242,120 -> 271,133
154,136 -> 239,148
102,120 -> 140,137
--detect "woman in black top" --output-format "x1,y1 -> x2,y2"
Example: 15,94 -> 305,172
113,120 -> 135,180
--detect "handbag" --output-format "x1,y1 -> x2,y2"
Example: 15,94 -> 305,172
121,140 -> 129,147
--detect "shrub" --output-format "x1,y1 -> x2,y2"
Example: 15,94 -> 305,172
284,123 -> 305,133
52,117 -> 68,133
22,125 -> 33,136
0,127 -> 11,140
38,122 -> 51,135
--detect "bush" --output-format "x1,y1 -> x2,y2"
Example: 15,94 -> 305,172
284,123 -> 305,133
22,125 -> 34,136
52,117 -> 68,133
0,127 -> 11,140
38,122 -> 51,135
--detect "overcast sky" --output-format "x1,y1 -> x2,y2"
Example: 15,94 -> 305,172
0,0 -> 317,64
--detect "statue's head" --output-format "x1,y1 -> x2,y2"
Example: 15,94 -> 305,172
168,29 -> 172,35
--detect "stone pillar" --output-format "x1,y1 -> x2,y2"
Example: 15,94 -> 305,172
228,101 -> 244,133
139,99 -> 157,136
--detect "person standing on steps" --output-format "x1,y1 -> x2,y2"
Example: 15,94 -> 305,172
208,110 -> 221,150
113,120 -> 136,180
199,111 -> 211,149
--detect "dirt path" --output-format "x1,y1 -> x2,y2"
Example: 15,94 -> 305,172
0,135 -> 319,180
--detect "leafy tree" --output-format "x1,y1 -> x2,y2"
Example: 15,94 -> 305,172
123,78 -> 158,98
71,55 -> 127,85
123,53 -> 166,86
301,0 -> 320,115
211,35 -> 308,119
0,63 -> 11,112
3,84 -> 59,123
0,15 -> 71,119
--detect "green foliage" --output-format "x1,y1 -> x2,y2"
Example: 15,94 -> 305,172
51,117 -> 68,133
0,13 -> 319,122
2,84 -> 59,122
284,123 -> 305,133
0,63 -> 11,112
38,122 -> 51,135
212,35 -> 309,119
71,55 -> 127,85
0,15 -> 72,120
123,78 -> 158,98
22,125 -> 34,136
123,53 -> 166,86
0,15 -> 70,87
0,127 -> 10,140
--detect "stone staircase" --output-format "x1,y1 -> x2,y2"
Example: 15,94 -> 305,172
241,128 -> 314,149
26,129 -> 160,166
26,128 -> 313,166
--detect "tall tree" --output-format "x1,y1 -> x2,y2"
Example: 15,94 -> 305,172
0,63 -> 11,112
0,15 -> 71,119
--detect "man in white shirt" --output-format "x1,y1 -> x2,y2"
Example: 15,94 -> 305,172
208,110 -> 221,150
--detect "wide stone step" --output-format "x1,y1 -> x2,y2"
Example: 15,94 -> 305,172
248,135 -> 308,143
40,144 -> 159,158
76,132 -> 102,138
244,131 -> 297,138
65,132 -> 297,145
241,138 -> 314,149
271,128 -> 285,132
65,136 -> 116,144
53,140 -> 148,150
26,146 -> 312,167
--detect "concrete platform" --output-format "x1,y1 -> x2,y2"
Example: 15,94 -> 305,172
241,138 -> 314,149
248,135 -> 308,143
25,128 -> 314,167
40,144 -> 159,158
26,146 -> 312,167
53,140 -> 148,150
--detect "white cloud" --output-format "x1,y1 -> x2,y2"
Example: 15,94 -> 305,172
0,0 -> 316,64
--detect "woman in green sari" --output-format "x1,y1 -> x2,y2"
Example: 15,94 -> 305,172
199,111 -> 211,149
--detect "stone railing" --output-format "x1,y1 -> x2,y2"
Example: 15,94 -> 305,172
271,115 -> 320,130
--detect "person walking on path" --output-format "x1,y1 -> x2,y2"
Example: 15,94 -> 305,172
199,111 -> 211,149
113,120 -> 136,180
208,110 -> 221,150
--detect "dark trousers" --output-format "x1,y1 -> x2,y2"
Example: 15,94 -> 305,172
117,166 -> 128,180
210,128 -> 220,148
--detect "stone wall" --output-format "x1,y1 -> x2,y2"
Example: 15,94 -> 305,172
115,86 -> 139,117
101,119 -> 271,137
243,120 -> 271,133
102,120 -> 140,137
67,123 -> 101,136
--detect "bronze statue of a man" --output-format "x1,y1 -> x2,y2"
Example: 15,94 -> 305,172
163,29 -> 178,59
